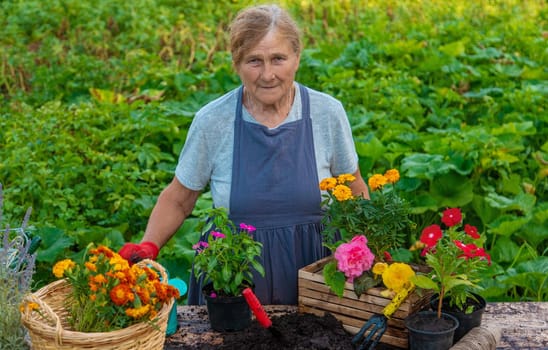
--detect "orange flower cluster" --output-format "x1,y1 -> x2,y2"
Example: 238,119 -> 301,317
51,245 -> 179,332
368,169 -> 400,191
320,173 -> 356,201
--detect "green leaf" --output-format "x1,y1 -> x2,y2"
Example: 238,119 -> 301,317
353,273 -> 381,298
36,227 -> 75,263
430,172 -> 474,207
322,261 -> 346,298
411,275 -> 439,292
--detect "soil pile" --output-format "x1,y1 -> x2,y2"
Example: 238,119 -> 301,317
166,312 -> 356,349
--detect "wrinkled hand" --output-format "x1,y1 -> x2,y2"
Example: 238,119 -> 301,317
119,242 -> 159,265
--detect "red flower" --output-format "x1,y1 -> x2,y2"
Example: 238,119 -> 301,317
464,224 -> 480,239
454,240 -> 491,264
383,251 -> 393,262
420,224 -> 443,248
441,208 -> 462,227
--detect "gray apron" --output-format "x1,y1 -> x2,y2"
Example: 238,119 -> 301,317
188,84 -> 329,305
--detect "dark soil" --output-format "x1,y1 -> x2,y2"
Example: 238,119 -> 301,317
165,310 -> 400,350
405,311 -> 457,332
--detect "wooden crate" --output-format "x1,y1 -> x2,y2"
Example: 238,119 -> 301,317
298,256 -> 431,349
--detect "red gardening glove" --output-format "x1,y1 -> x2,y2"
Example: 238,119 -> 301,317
119,241 -> 159,265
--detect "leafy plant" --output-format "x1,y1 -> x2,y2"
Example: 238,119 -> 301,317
320,170 -> 412,257
0,184 -> 38,349
192,207 -> 265,297
412,208 -> 491,317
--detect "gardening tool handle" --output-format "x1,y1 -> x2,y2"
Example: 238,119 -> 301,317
242,287 -> 272,328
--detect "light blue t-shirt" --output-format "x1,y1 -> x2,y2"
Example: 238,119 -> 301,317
175,83 -> 359,211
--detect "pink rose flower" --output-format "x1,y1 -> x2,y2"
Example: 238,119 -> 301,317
334,235 -> 375,282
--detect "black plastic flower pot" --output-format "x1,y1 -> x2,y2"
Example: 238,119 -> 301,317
405,311 -> 459,350
203,286 -> 251,332
430,293 -> 487,343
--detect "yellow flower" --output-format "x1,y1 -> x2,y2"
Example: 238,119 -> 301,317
125,304 -> 151,319
382,262 -> 415,293
384,169 -> 400,184
372,262 -> 388,276
319,177 -> 337,191
337,173 -> 356,184
368,174 -> 388,192
52,259 -> 76,278
409,240 -> 426,251
109,254 -> 130,271
20,302 -> 40,313
332,184 -> 353,201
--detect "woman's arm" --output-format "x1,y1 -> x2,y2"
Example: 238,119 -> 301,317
350,168 -> 370,200
142,177 -> 201,248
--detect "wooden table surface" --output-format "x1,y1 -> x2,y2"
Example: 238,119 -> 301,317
166,302 -> 547,349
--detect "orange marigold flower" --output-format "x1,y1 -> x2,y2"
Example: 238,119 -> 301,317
337,173 -> 356,184
84,262 -> 97,272
91,274 -> 107,284
90,294 -> 97,301
52,259 -> 76,278
154,281 -> 168,301
135,286 -> 151,305
142,266 -> 159,281
384,169 -> 400,184
332,184 -> 353,201
110,284 -> 134,306
89,245 -> 115,258
319,177 -> 337,191
89,282 -> 99,292
368,174 -> 388,191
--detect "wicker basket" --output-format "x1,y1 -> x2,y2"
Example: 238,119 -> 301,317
21,259 -> 174,350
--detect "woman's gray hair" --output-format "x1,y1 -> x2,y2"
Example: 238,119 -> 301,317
229,4 -> 301,66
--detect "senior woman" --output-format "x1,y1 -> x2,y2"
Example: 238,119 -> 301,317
119,4 -> 369,305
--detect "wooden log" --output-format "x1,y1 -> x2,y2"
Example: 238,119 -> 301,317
450,325 -> 501,350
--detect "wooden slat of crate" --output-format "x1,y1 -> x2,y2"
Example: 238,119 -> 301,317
298,256 -> 431,349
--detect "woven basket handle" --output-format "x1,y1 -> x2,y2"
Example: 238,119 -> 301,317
22,292 -> 65,345
137,258 -> 168,282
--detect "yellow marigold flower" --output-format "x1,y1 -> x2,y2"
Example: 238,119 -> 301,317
368,174 -> 388,192
382,262 -> 415,293
409,240 -> 426,252
52,259 -> 76,278
337,173 -> 356,184
109,255 -> 130,271
384,169 -> 400,184
125,304 -> 151,319
372,262 -> 388,277
319,177 -> 337,191
332,184 -> 353,201
20,302 -> 40,313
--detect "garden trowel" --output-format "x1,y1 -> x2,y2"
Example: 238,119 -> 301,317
242,287 -> 288,343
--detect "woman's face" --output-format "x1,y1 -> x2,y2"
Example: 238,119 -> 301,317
236,29 -> 300,107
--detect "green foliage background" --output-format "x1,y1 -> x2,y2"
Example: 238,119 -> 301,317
1,0 -> 546,302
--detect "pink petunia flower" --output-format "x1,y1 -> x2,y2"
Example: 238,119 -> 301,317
211,231 -> 226,239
